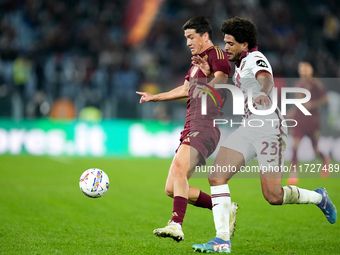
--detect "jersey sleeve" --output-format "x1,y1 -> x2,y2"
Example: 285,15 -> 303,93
209,47 -> 231,75
248,53 -> 272,77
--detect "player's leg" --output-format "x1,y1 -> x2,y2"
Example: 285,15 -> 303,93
259,133 -> 316,205
261,173 -> 325,205
186,154 -> 212,207
288,135 -> 301,185
193,128 -> 255,252
167,178 -> 212,208
165,143 -> 213,215
165,127 -> 216,210
164,144 -> 200,197
260,174 -> 284,205
154,144 -> 201,241
210,147 -> 243,238
259,130 -> 336,222
192,147 -> 244,253
260,172 -> 337,224
186,123 -> 221,209
164,145 -> 237,241
188,185 -> 213,208
310,130 -> 331,179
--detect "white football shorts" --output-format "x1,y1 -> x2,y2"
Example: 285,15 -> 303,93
221,122 -> 287,168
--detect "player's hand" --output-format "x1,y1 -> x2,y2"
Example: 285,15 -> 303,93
191,55 -> 213,78
136,91 -> 155,104
255,94 -> 270,108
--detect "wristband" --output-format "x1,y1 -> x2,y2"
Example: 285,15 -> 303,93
258,92 -> 267,97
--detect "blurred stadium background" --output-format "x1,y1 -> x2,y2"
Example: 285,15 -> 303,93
0,0 -> 340,159
1,1 -> 340,254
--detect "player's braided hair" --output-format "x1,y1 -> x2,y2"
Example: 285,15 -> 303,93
182,15 -> 213,41
220,17 -> 258,49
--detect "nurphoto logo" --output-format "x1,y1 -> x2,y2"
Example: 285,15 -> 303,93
200,84 -> 312,128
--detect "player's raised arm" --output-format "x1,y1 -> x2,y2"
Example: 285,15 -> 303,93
136,80 -> 189,104
255,71 -> 273,108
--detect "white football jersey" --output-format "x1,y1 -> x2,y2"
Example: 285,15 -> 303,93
232,50 -> 284,124
223,50 -> 287,170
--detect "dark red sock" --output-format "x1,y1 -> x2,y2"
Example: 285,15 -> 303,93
171,196 -> 188,225
194,190 -> 212,210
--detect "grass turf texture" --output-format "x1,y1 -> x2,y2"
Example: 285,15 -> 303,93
0,155 -> 339,254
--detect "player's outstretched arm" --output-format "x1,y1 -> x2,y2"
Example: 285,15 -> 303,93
136,80 -> 189,104
136,91 -> 156,104
255,71 -> 273,108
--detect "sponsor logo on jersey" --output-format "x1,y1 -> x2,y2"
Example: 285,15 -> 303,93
256,60 -> 268,68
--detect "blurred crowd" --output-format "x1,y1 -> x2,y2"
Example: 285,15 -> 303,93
0,0 -> 340,120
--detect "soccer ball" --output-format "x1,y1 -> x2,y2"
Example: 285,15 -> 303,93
79,168 -> 109,198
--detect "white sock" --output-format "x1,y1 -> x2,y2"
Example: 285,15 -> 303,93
282,186 -> 322,205
211,184 -> 230,241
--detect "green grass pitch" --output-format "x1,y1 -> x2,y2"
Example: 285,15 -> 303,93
0,155 -> 339,254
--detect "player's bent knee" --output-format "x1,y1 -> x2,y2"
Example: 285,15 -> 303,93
208,177 -> 228,186
165,187 -> 174,198
264,194 -> 283,205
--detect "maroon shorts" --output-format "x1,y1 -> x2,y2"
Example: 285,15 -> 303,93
176,119 -> 221,166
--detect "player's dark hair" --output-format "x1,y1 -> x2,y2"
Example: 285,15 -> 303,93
182,15 -> 213,41
220,17 -> 258,49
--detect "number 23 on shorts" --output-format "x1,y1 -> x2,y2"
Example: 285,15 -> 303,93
261,141 -> 278,155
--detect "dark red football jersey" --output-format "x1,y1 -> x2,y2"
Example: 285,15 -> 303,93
184,46 -> 231,121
